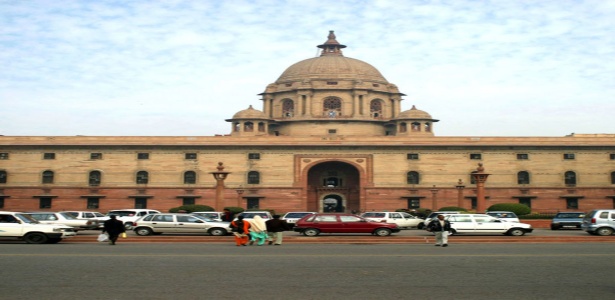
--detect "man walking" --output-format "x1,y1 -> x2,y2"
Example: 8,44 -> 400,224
265,214 -> 290,245
428,214 -> 452,247
102,215 -> 126,245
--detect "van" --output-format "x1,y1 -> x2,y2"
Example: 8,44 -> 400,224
581,209 -> 615,236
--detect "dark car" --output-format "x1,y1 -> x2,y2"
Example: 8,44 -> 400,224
551,212 -> 586,230
293,213 -> 400,236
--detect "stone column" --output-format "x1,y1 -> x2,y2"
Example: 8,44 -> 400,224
471,163 -> 490,213
210,162 -> 230,211
430,185 -> 439,210
455,179 -> 465,209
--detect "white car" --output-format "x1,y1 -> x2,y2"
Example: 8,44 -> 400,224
445,214 -> 533,236
361,212 -> 423,229
421,211 -> 461,229
281,212 -> 316,227
62,211 -> 109,228
107,209 -> 161,229
192,211 -> 225,222
0,211 -> 76,244
486,211 -> 520,222
24,212 -> 99,231
133,213 -> 232,236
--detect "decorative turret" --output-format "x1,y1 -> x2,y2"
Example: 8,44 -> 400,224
225,105 -> 271,136
393,105 -> 439,136
317,30 -> 347,56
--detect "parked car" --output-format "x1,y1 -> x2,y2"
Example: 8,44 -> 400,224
551,212 -> 586,230
361,211 -> 423,229
62,211 -> 109,228
420,211 -> 461,229
486,211 -> 520,222
0,211 -> 77,244
191,211 -> 224,222
581,209 -> 615,236
293,213 -> 400,236
133,213 -> 231,236
281,212 -> 316,228
444,214 -> 533,236
107,209 -> 161,229
24,211 -> 99,231
236,211 -> 273,222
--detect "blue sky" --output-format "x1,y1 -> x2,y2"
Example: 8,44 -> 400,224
1,0 -> 614,136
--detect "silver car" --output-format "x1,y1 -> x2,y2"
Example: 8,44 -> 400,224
133,213 -> 232,236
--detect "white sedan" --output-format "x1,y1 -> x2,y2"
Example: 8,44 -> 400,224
361,212 -> 423,229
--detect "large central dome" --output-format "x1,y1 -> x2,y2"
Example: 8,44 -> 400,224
275,31 -> 388,84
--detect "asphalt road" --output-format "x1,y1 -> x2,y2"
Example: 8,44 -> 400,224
0,242 -> 612,300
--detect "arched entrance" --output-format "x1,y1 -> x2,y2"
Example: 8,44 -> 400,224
306,161 -> 360,213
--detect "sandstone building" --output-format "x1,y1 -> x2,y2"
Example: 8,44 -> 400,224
1,31 -> 614,214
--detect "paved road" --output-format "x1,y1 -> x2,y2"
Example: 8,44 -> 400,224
0,243 -> 612,300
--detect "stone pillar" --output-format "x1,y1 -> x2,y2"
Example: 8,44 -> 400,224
471,163 -> 490,213
455,179 -> 465,209
210,162 -> 230,211
430,185 -> 439,210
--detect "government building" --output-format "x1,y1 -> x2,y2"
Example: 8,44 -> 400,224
1,31 -> 614,214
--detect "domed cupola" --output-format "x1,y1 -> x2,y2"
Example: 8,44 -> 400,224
225,105 -> 271,136
393,105 -> 439,136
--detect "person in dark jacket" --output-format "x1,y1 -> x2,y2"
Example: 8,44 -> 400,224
265,215 -> 290,245
427,214 -> 452,247
103,215 -> 126,245
221,208 -> 235,222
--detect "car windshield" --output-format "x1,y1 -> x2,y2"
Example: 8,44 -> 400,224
108,211 -> 136,217
556,213 -> 584,218
15,213 -> 39,224
285,213 -> 312,218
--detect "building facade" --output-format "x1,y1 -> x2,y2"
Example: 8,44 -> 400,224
1,31 -> 615,213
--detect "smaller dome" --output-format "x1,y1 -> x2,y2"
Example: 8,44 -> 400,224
232,105 -> 267,119
397,105 -> 434,119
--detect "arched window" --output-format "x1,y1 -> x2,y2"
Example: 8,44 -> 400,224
136,171 -> 149,184
323,97 -> 341,117
244,122 -> 254,132
282,99 -> 294,117
399,122 -> 407,133
407,171 -> 420,184
517,171 -> 530,185
89,171 -> 101,186
425,122 -> 431,132
42,170 -> 54,184
258,122 -> 265,132
611,171 -> 615,184
184,171 -> 196,184
233,122 -> 240,132
370,99 -> 382,118
247,171 -> 260,184
0,170 -> 6,184
411,122 -> 421,131
564,171 -> 576,185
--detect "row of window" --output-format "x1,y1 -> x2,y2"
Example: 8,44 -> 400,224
405,197 -> 587,210
406,170 -> 615,185
0,170 -> 262,185
407,153 -> 615,160
0,153 -> 261,160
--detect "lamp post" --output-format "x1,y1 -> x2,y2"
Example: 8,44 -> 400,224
430,185 -> 439,210
471,163 -> 490,213
455,179 -> 465,209
210,162 -> 230,211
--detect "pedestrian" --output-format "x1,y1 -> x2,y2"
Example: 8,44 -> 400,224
427,214 -> 452,247
102,215 -> 126,245
248,215 -> 268,246
265,214 -> 290,245
230,215 -> 251,246
221,208 -> 234,222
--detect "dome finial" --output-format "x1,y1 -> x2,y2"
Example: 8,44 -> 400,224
317,30 -> 346,57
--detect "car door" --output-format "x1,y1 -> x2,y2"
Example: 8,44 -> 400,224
447,215 -> 475,233
149,214 -> 176,233
175,215 -> 209,234
473,215 -> 508,233
311,214 -> 340,233
340,215 -> 373,233
0,213 -> 23,237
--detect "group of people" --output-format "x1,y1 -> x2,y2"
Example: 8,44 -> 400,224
230,214 -> 290,246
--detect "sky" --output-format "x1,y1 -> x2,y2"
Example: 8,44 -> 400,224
1,0 -> 614,137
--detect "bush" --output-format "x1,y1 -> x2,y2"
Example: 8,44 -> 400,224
438,206 -> 468,212
487,203 -> 531,216
168,204 -> 214,213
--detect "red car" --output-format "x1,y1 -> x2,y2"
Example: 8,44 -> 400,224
293,213 -> 400,236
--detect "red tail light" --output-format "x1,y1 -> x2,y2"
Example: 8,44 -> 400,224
591,218 -> 596,224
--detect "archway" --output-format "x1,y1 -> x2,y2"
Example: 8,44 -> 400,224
306,161 -> 360,213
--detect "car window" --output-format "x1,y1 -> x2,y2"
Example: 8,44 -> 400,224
15,213 -> 38,223
177,215 -> 201,223
401,213 -> 413,218
390,213 -> 401,218
285,213 -> 311,218
142,215 -> 155,221
84,213 -> 94,218
93,212 -> 105,217
450,216 -> 472,222
474,216 -> 492,223
0,214 -> 19,223
314,215 -> 337,222
152,215 -> 173,222
599,212 -> 608,218
340,215 -> 362,222
59,212 -> 77,219
110,211 -> 135,217
65,212 -> 79,217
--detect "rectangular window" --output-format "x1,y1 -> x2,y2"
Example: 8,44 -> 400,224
610,154 -> 615,160
90,153 -> 102,160
407,198 -> 420,209
137,153 -> 149,160
0,153 -> 8,160
326,81 -> 338,85
563,153 -> 575,160
134,197 -> 148,209
248,153 -> 260,160
247,198 -> 260,209
518,197 -> 532,208
328,129 -> 337,134
39,197 -> 52,209
566,198 -> 579,209
182,197 -> 196,206
516,154 -> 529,160
407,153 -> 419,160
470,153 -> 482,160
43,153 -> 55,160
87,198 -> 100,209
0,198 -> 4,208
185,153 -> 197,160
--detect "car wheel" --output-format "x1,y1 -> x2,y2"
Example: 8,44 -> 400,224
507,228 -> 526,236
208,228 -> 228,236
595,227 -> 614,236
550,225 -> 559,230
23,232 -> 49,244
373,228 -> 392,236
417,223 -> 424,229
124,222 -> 134,230
302,228 -> 320,236
135,227 -> 153,236
46,238 -> 62,244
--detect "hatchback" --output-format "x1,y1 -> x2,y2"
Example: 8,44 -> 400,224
581,209 -> 615,236
133,213 -> 232,236
551,212 -> 585,230
293,213 -> 400,236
